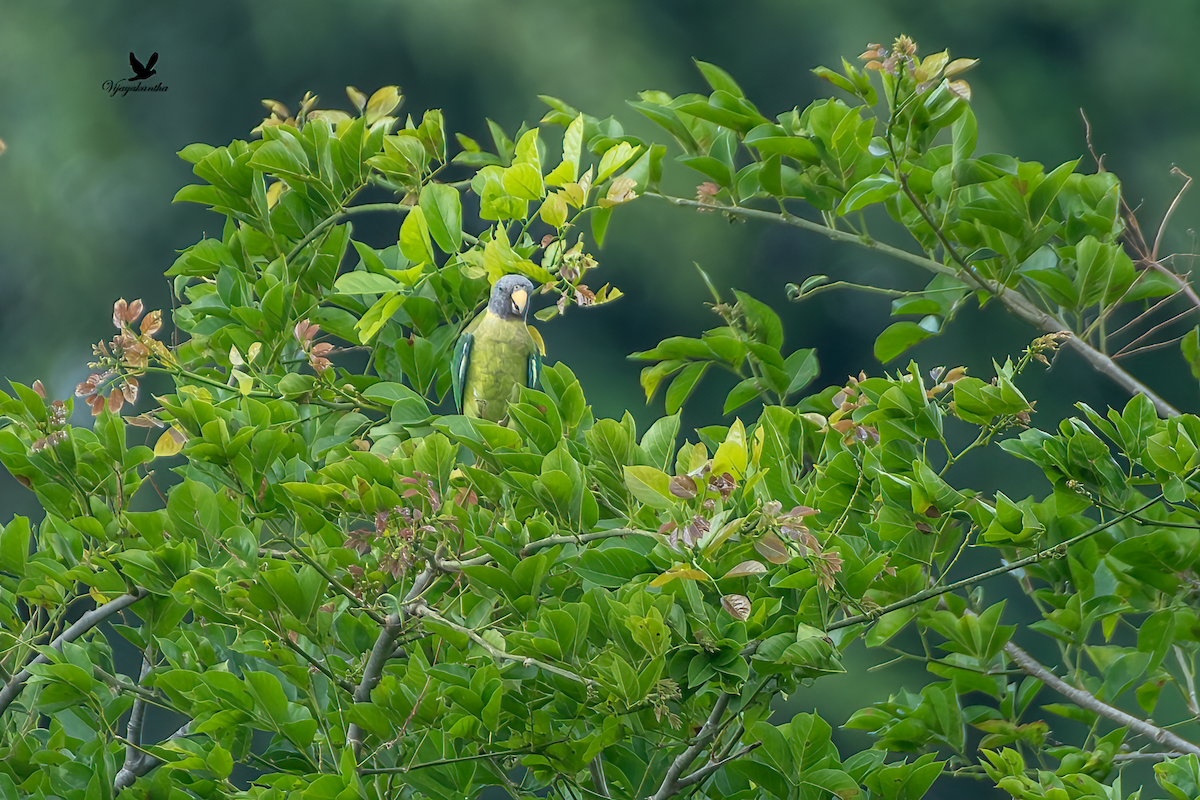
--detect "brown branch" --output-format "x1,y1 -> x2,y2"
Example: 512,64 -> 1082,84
1005,642 -> 1200,757
646,192 -> 1181,418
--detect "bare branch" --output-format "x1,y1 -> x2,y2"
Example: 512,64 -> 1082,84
646,191 -> 1180,418
1005,642 -> 1200,757
1152,167 -> 1193,264
649,692 -> 732,800
0,589 -> 149,715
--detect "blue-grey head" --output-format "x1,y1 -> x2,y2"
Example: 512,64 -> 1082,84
488,274 -> 535,321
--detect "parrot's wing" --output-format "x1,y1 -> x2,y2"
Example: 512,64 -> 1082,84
452,331 -> 473,413
528,347 -> 542,391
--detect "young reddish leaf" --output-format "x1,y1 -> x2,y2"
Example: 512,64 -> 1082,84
753,532 -> 790,564
723,560 -> 767,579
721,594 -> 752,620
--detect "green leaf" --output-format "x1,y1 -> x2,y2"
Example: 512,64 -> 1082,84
733,290 -> 784,350
598,142 -> 636,183
665,362 -> 709,415
546,114 -> 583,186
333,272 -> 404,295
874,321 -> 934,363
1183,326 -> 1200,381
0,516 -> 29,575
503,163 -> 544,201
399,206 -> 435,266
641,414 -> 681,473
694,59 -> 745,98
952,107 -> 977,168
420,183 -> 463,253
837,175 -> 899,215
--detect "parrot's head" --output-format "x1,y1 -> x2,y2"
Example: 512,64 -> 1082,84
488,274 -> 535,321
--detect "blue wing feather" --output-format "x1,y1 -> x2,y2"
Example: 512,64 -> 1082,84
528,348 -> 541,390
452,332 -> 473,412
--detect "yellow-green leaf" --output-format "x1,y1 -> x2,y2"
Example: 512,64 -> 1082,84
503,163 -> 544,201
597,142 -> 635,182
365,86 -> 402,125
539,192 -> 569,229
711,418 -> 748,478
623,465 -> 675,510
546,114 -> 582,186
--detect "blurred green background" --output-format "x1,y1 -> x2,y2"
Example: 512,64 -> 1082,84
3,1 -> 1199,794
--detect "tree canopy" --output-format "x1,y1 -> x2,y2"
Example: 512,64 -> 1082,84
4,36 -> 1200,800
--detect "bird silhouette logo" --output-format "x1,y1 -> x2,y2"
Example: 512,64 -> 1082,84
128,52 -> 158,82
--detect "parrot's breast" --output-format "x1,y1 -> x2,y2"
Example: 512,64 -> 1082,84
462,312 -> 537,422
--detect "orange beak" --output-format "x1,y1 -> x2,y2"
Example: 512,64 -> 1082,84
510,288 -> 528,316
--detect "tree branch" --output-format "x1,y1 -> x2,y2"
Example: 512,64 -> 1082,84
0,588 -> 149,715
519,529 -> 658,558
675,742 -> 761,789
348,565 -> 436,758
649,692 -> 732,800
1113,751 -> 1189,762
407,602 -> 594,687
1005,642 -> 1200,757
113,721 -> 190,791
118,654 -> 153,788
646,192 -> 1180,418
828,495 -> 1162,631
589,754 -> 610,798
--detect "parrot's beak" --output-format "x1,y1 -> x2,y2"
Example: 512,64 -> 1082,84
510,288 -> 528,316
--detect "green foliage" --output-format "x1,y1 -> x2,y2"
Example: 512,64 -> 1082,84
3,40 -> 1200,800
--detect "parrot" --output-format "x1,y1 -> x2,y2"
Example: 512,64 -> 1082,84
452,274 -> 541,422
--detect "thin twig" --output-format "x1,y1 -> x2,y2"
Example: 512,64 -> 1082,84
519,529 -> 658,558
1113,751 -> 1189,763
1153,167 -> 1193,264
286,202 -> 413,262
1005,642 -> 1200,757
0,589 -> 149,715
1113,333 -> 1191,360
649,692 -> 732,800
407,603 -> 594,687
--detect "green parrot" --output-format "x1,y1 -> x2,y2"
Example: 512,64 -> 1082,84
452,274 -> 542,422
